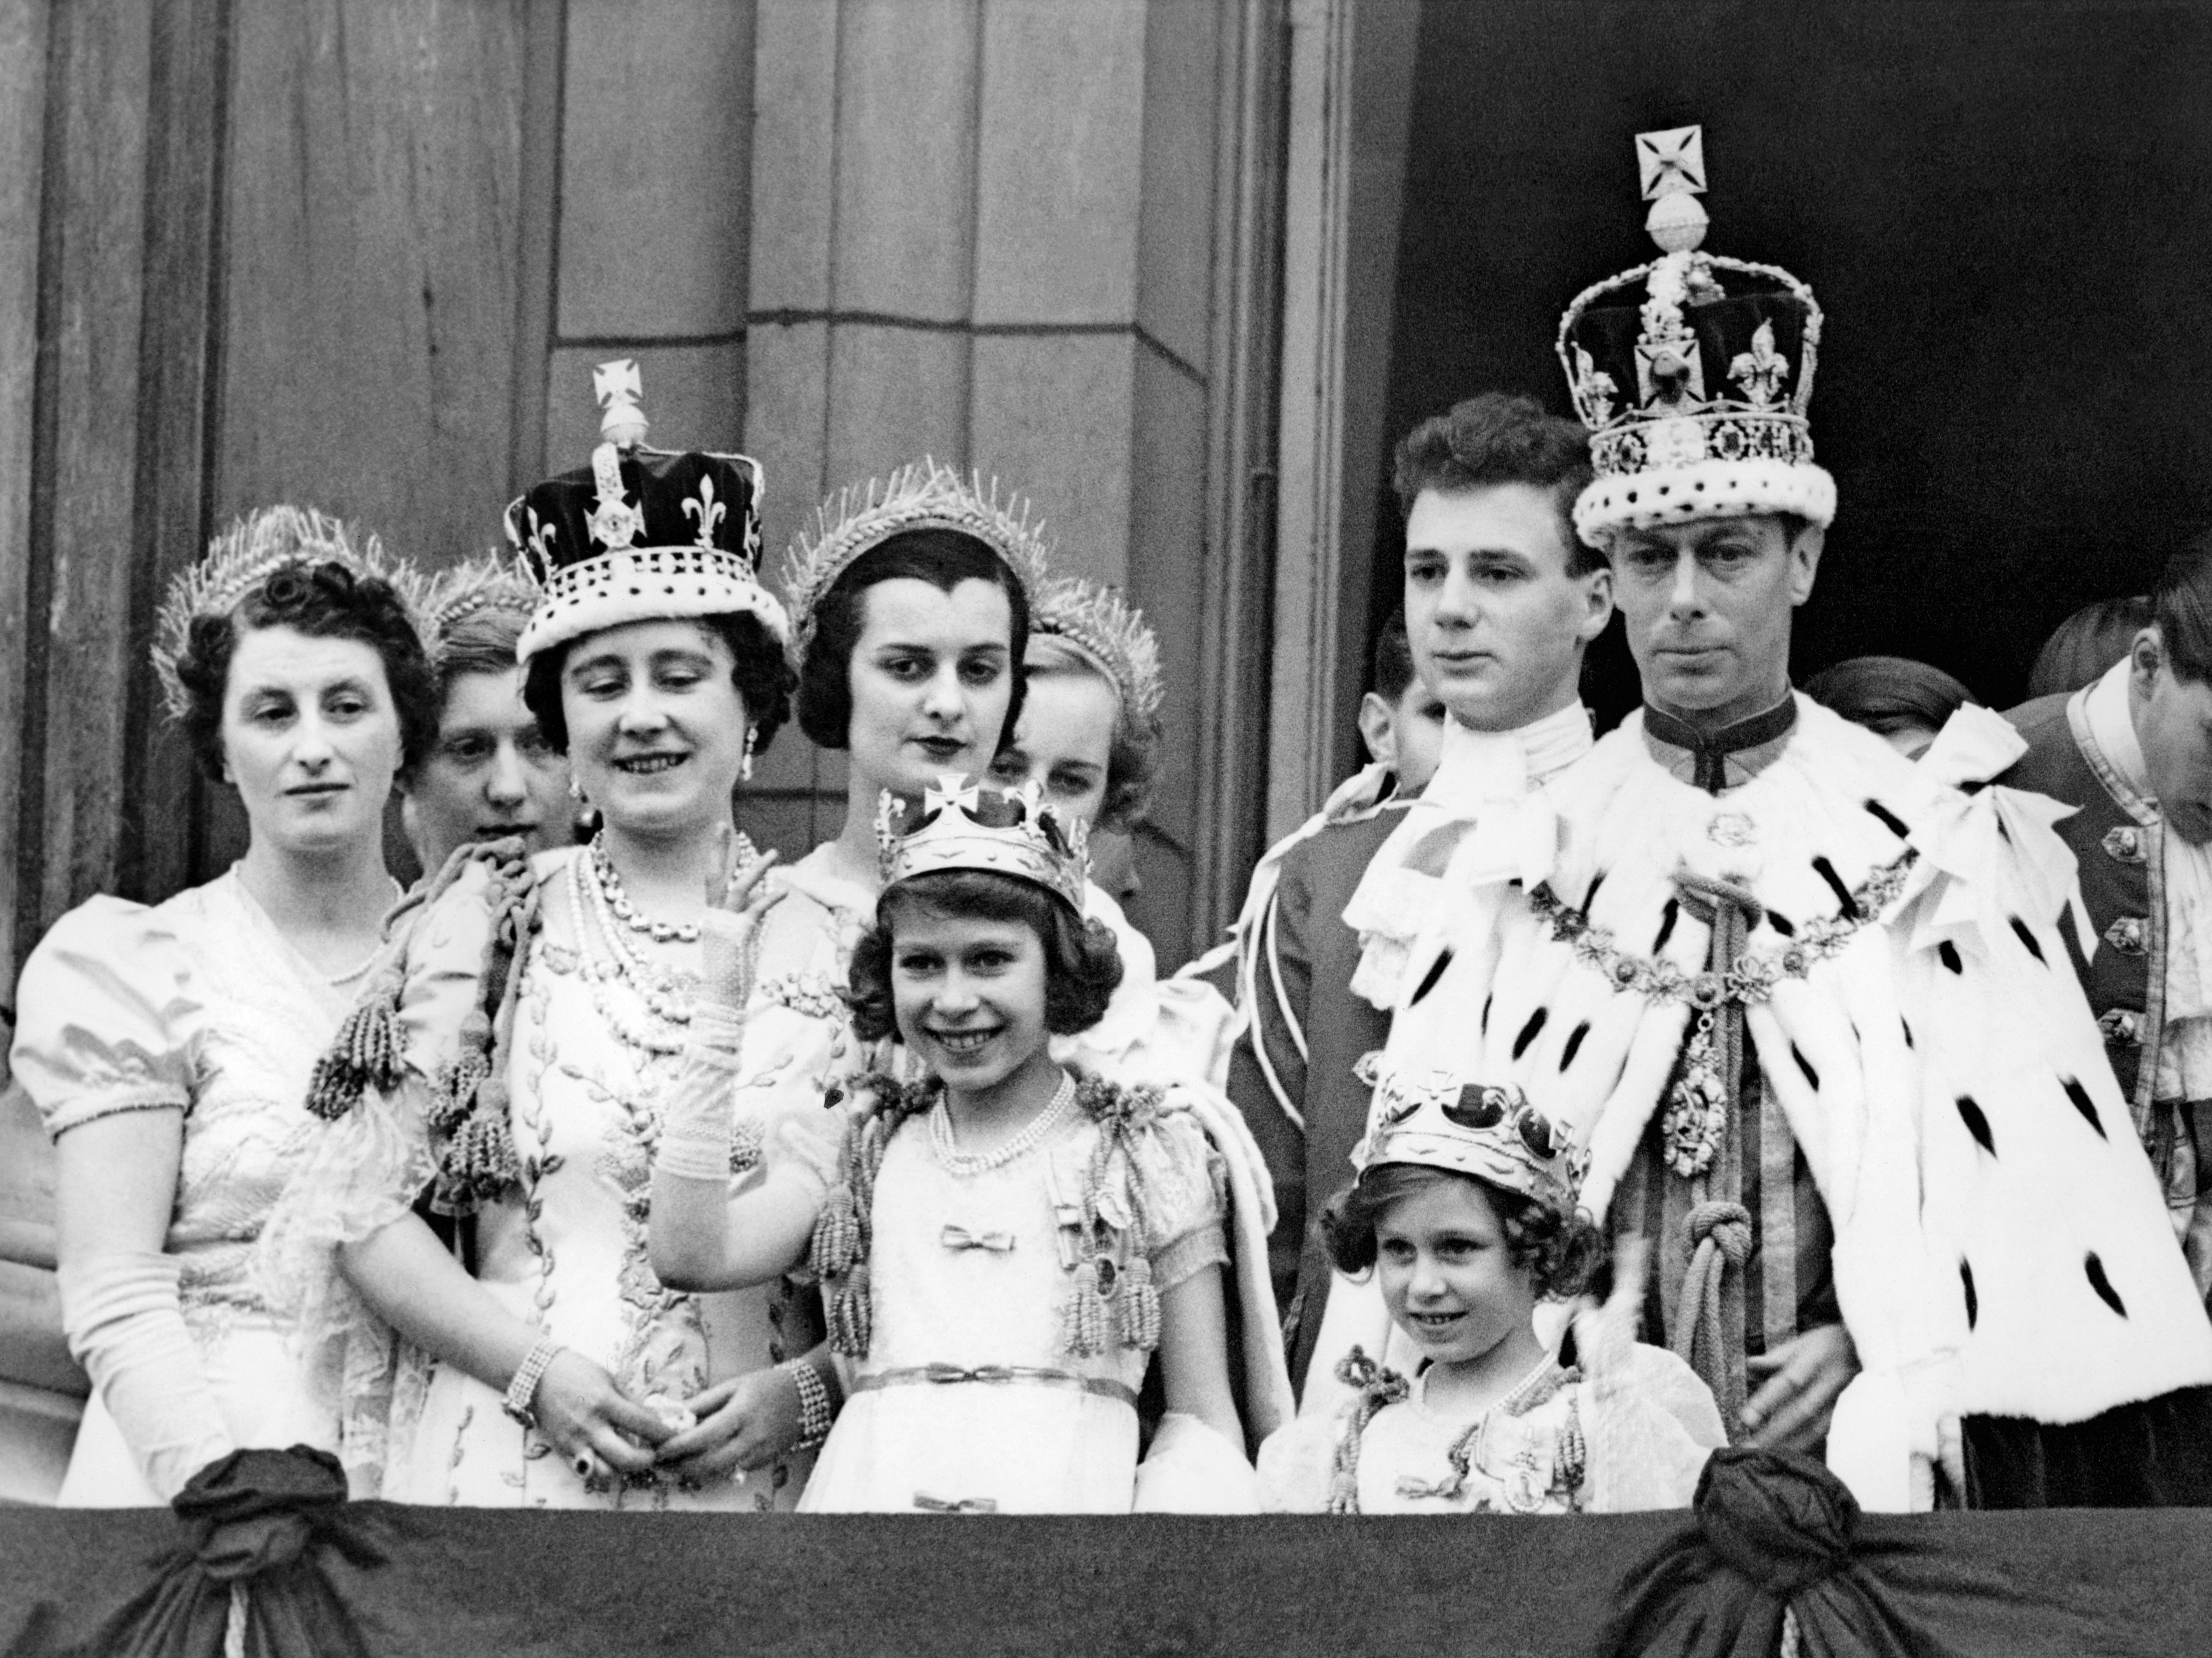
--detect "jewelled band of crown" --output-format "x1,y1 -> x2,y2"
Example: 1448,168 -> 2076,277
1352,1062 -> 1583,1202
153,505 -> 420,722
781,459 -> 1054,662
875,777 -> 1089,914
1034,576 -> 1165,723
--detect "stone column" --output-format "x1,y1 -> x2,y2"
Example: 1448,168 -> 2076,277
743,0 -> 1244,963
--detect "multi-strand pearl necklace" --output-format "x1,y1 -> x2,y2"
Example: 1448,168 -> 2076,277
590,835 -> 701,943
572,850 -> 693,1042
929,1070 -> 1078,1176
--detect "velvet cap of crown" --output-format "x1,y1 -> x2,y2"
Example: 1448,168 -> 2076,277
1556,126 -> 1835,548
1351,1057 -> 1584,1209
506,359 -> 788,661
876,776 -> 1089,915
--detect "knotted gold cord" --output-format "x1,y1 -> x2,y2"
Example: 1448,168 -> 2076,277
1667,871 -> 1765,1436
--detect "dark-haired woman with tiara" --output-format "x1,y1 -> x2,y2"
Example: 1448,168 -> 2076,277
262,369 -> 826,1507
632,464 -> 1288,1490
10,507 -> 435,1504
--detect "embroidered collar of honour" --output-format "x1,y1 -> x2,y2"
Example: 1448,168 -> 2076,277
1527,847 -> 1917,1014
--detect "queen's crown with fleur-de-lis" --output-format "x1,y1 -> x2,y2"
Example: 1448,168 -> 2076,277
505,359 -> 787,661
1555,126 -> 1836,547
877,776 -> 1090,914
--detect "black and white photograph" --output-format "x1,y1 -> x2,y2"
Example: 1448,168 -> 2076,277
5,0 -> 2212,1651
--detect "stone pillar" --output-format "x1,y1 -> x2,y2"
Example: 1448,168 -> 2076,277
536,0 -> 756,477
743,0 -> 1243,963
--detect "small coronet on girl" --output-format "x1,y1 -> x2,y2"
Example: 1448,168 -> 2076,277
1258,1059 -> 1724,1514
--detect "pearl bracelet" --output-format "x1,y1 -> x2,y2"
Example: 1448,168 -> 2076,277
781,1355 -> 835,1452
503,1333 -> 565,1429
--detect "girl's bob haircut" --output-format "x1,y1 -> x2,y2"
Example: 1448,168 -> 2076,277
1318,1161 -> 1607,1301
848,867 -> 1123,1042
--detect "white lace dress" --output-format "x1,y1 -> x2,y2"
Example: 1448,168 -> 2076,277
10,872 -> 367,1504
1257,1339 -> 1724,1514
268,845 -> 843,1508
800,1097 -> 1229,1513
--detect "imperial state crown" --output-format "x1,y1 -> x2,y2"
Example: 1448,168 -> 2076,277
1556,125 -> 1835,547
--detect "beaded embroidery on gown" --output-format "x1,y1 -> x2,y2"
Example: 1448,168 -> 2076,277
1257,1338 -> 1724,1514
267,844 -> 841,1508
800,1089 -> 1229,1513
11,872 -> 373,1504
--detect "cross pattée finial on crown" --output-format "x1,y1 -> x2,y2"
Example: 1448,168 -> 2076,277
876,775 -> 1089,913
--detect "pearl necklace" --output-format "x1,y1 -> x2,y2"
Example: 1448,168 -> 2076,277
574,851 -> 693,1029
590,835 -> 701,944
929,1071 -> 1078,1176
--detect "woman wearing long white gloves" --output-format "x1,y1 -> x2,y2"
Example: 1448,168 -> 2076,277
11,508 -> 434,1504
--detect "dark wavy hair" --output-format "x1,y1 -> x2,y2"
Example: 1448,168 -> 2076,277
2155,535 -> 2212,688
848,868 -> 1123,1043
1392,391 -> 1603,577
1320,1162 -> 1606,1301
1803,655 -> 1977,739
174,560 -> 440,785
520,611 -> 793,756
796,529 -> 1031,752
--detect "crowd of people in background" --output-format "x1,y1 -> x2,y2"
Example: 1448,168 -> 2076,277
17,135 -> 2212,1520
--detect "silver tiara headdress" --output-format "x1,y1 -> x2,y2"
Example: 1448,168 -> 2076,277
398,552 -> 544,670
1033,575 -> 1164,722
152,506 -> 416,721
781,459 -> 1053,663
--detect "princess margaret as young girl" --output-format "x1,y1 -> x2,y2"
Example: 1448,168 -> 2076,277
649,781 -> 1288,1511
1259,1060 -> 1724,1513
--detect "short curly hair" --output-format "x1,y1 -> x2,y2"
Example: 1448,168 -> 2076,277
1392,391 -> 1603,578
173,559 -> 440,786
1021,634 -> 1162,833
848,868 -> 1123,1043
1320,1162 -> 1606,1301
520,611 -> 792,756
795,529 -> 1031,753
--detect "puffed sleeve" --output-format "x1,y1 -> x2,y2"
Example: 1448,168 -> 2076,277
1256,1407 -> 1351,1512
1063,885 -> 1237,1092
11,897 -> 200,1138
1127,1108 -> 1229,1292
729,874 -> 872,1174
1578,1342 -> 1726,1513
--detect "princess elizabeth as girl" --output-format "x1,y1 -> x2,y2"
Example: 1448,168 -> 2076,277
649,781 -> 1292,1511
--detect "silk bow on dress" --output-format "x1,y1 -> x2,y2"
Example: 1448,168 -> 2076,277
939,1224 -> 1016,1253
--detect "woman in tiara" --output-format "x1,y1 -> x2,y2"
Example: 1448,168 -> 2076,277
10,507 -> 437,1504
263,369 -> 825,1507
988,575 -> 1235,1087
395,554 -> 575,874
640,469 -> 1284,1487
